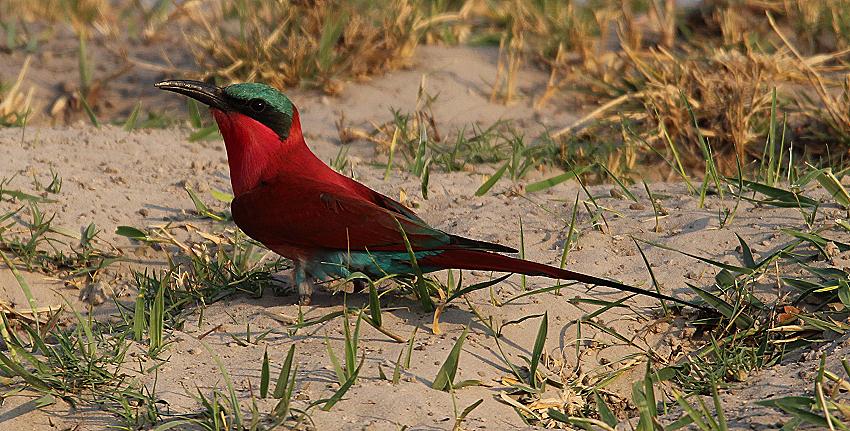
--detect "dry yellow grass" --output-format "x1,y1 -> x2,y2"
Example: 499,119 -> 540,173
183,0 -> 458,93
0,56 -> 36,126
475,0 -> 850,172
4,0 -> 850,174
575,46 -> 833,171
0,0 -> 113,35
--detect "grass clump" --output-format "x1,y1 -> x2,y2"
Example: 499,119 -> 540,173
0,303 -> 166,428
0,176 -> 120,289
118,224 -> 289,335
580,47 -> 801,173
435,1 -> 850,177
758,355 -> 850,429
185,0 -> 456,93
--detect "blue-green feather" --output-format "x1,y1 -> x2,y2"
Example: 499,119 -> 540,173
307,250 -> 443,279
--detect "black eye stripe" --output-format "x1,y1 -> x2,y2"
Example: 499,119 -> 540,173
249,98 -> 267,113
221,92 -> 292,139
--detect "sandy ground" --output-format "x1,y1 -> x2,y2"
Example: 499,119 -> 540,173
0,46 -> 846,430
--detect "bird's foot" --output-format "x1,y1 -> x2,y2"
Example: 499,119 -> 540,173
297,278 -> 314,306
293,261 -> 316,306
299,294 -> 312,306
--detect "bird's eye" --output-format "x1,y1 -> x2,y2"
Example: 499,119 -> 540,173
249,98 -> 266,113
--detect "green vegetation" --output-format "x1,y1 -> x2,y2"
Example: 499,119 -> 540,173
4,126 -> 850,428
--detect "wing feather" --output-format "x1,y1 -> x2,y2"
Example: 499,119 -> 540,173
231,176 -> 447,252
231,174 -> 516,254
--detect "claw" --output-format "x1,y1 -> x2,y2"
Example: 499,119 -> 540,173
294,260 -> 314,305
299,294 -> 312,306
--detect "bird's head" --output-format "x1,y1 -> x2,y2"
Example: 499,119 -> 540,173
156,79 -> 306,196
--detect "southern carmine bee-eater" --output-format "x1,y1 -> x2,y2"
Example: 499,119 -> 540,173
155,80 -> 695,308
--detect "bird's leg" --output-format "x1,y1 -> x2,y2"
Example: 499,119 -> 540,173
293,261 -> 314,305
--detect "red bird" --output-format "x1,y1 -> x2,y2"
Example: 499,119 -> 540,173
156,80 -> 693,308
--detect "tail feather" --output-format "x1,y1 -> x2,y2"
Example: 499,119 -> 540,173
447,234 -> 518,254
420,249 -> 702,309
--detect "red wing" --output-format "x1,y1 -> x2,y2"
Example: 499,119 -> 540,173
230,175 -> 450,252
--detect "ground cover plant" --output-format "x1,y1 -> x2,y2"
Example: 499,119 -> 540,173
4,0 -> 850,429
3,124 -> 850,429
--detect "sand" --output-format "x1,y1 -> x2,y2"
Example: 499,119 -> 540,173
0,45 -> 844,430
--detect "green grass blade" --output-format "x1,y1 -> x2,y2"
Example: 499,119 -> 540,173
432,325 -> 469,391
528,312 -> 547,390
736,179 -> 818,208
457,398 -> 484,424
273,344 -> 296,398
321,354 -> 363,411
261,348 -> 270,398
682,92 -> 722,199
272,363 -> 297,419
421,160 -> 430,199
711,378 -> 728,431
391,348 -> 404,384
395,218 -> 434,311
343,312 -> 361,379
632,238 -> 668,315
636,238 -> 753,274
188,125 -> 219,142
502,283 -> 572,306
601,164 -> 638,202
149,277 -> 165,355
673,391 -> 711,431
595,390 -> 617,427
404,327 -> 417,369
816,168 -> 850,209
475,161 -> 509,196
78,34 -> 91,93
368,282 -> 382,327
79,90 -> 99,128
0,348 -> 50,391
187,99 -> 203,128
643,361 -> 657,417
133,291 -> 145,342
446,274 -> 511,303
687,283 -> 754,329
526,165 -> 591,193
204,343 -> 243,428
116,225 -> 152,242
326,334 -> 346,386
123,101 -> 142,131
735,233 -> 756,269
0,249 -> 39,327
560,192 -> 581,270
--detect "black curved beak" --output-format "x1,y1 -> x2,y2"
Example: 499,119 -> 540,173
155,80 -> 229,111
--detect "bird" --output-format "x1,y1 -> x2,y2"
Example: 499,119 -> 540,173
155,79 -> 696,308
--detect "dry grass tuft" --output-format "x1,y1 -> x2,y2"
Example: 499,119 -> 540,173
1,0 -> 113,35
576,46 -> 829,171
479,0 -> 616,105
710,0 -> 850,54
0,56 -> 36,126
184,0 -> 456,93
475,0 -> 850,174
